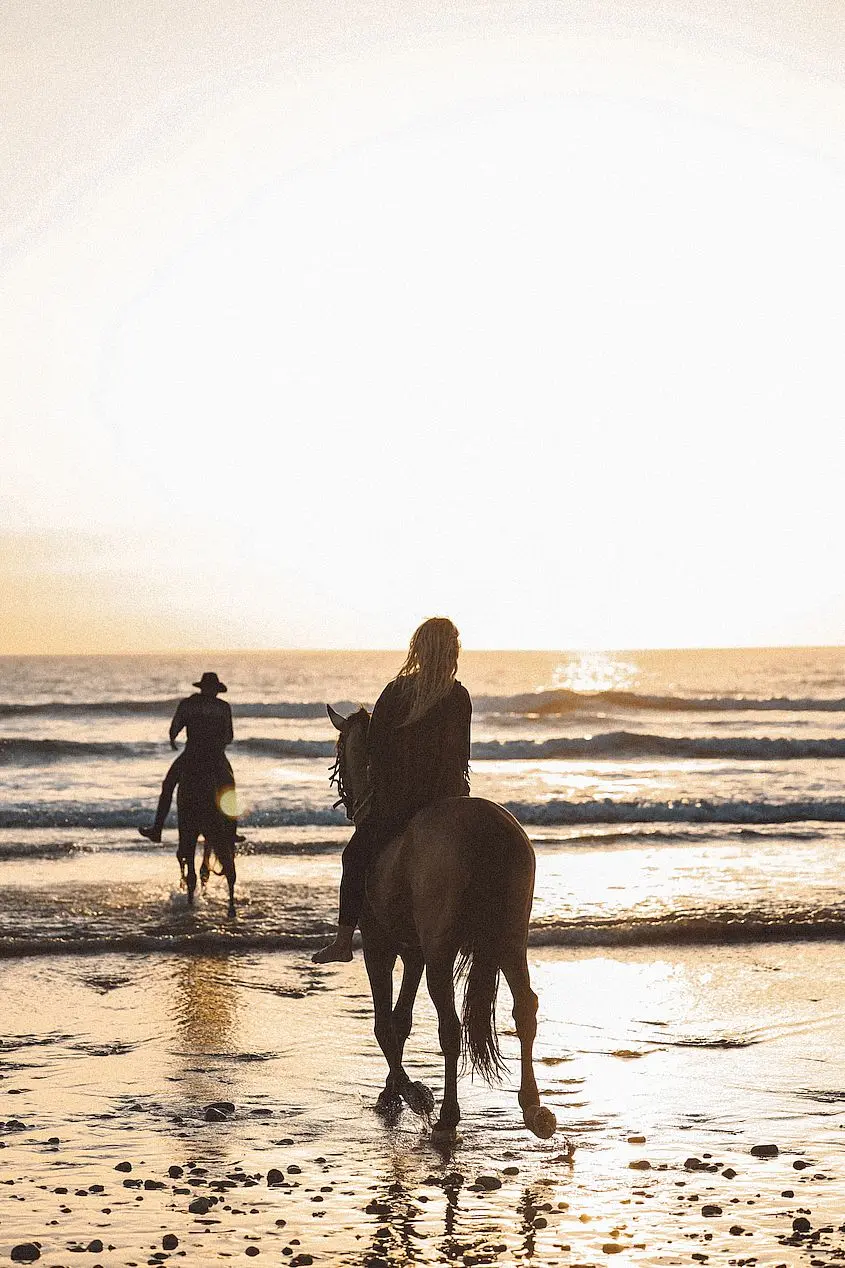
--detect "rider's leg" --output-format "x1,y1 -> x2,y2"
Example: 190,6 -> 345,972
312,826 -> 372,963
139,753 -> 184,842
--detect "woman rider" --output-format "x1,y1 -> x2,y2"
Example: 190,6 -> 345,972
312,616 -> 472,964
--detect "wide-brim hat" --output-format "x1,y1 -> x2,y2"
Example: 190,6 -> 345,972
193,671 -> 227,693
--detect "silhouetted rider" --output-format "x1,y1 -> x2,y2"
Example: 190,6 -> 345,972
139,671 -> 235,842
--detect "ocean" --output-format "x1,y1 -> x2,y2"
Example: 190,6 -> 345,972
1,645 -> 844,956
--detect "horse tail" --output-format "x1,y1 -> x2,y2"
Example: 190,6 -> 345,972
455,810 -> 512,1083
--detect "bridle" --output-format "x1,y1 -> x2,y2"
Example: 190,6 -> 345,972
329,709 -> 371,823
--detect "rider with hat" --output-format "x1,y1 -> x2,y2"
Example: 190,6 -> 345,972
139,671 -> 235,842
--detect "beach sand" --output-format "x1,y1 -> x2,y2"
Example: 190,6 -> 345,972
2,933 -> 845,1265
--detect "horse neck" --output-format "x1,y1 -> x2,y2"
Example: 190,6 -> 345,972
344,717 -> 370,812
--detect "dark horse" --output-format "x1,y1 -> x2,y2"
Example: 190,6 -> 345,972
176,762 -> 237,917
327,704 -> 557,1144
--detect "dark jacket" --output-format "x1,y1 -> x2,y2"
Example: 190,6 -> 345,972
366,678 -> 471,835
169,693 -> 234,764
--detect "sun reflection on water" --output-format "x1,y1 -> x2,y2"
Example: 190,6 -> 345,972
551,652 -> 638,695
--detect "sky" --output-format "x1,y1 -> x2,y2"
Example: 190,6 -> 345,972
3,0 -> 845,653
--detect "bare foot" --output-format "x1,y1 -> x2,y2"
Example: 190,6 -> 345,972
138,826 -> 161,843
311,942 -> 354,964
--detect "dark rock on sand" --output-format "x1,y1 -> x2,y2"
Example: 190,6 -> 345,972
162,1235 -> 178,1250
793,1216 -> 812,1233
267,1168 -> 285,1186
204,1106 -> 229,1122
115,1161 -> 132,1172
628,1159 -> 651,1170
87,1240 -> 104,1253
10,1247 -> 41,1264
751,1143 -> 779,1158
475,1175 -> 502,1190
793,1159 -> 811,1169
685,1157 -> 707,1170
168,1166 -> 183,1179
701,1204 -> 722,1217
722,1167 -> 737,1178
205,1101 -> 235,1115
188,1197 -> 213,1214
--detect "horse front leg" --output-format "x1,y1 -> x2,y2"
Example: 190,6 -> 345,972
500,949 -> 556,1140
363,937 -> 430,1119
376,947 -> 424,1114
425,954 -> 462,1142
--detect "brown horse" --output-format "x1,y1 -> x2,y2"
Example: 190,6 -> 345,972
176,762 -> 238,917
327,704 -> 557,1144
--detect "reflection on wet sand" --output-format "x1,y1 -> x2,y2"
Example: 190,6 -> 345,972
169,955 -> 240,1165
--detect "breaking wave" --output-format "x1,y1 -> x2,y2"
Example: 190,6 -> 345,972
2,909 -> 845,958
4,796 -> 845,829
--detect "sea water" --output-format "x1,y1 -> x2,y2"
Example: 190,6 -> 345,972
1,646 -> 844,955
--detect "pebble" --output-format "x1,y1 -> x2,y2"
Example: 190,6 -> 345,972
87,1240 -> 104,1253
750,1144 -> 779,1158
793,1217 -> 812,1234
188,1197 -> 213,1215
267,1169 -> 285,1186
162,1235 -> 178,1250
793,1159 -> 811,1170
205,1106 -> 230,1123
628,1160 -> 651,1170
701,1204 -> 722,1217
475,1175 -> 502,1190
115,1161 -> 132,1172
10,1248 -> 41,1264
602,1246 -> 623,1255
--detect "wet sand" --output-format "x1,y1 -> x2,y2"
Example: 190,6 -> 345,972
2,938 -> 845,1265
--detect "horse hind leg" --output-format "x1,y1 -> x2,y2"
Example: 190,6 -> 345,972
221,847 -> 236,918
178,838 -> 198,906
500,949 -> 557,1140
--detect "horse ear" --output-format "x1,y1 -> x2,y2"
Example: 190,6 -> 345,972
327,704 -> 347,731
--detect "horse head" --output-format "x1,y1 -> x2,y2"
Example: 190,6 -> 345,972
327,704 -> 370,822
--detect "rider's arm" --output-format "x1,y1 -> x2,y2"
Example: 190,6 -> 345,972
366,680 -> 397,789
169,700 -> 187,749
223,701 -> 234,747
439,684 -> 472,796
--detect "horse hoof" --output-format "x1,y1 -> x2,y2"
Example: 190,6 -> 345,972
404,1080 -> 435,1118
524,1104 -> 557,1139
375,1088 -> 403,1115
430,1123 -> 458,1149
227,904 -> 236,919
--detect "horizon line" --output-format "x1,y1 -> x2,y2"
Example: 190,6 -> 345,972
1,643 -> 843,658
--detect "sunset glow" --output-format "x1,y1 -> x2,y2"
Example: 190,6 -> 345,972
3,3 -> 845,651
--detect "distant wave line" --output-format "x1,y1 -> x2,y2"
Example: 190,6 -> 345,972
4,689 -> 845,718
7,731 -> 845,765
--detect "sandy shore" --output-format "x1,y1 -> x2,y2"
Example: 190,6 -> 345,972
2,943 -> 845,1265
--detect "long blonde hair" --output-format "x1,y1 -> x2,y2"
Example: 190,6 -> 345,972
395,617 -> 460,726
